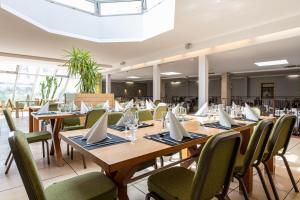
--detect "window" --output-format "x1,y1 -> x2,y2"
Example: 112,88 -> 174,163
0,73 -> 16,102
100,1 -> 143,16
52,0 -> 95,13
15,74 -> 35,100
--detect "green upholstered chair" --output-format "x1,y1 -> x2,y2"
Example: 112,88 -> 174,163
234,119 -> 273,200
146,131 -> 241,200
137,109 -> 153,121
153,105 -> 167,120
62,117 -> 84,131
8,131 -> 117,200
154,100 -> 161,106
3,109 -> 52,174
128,106 -> 138,114
85,109 -> 106,128
262,115 -> 298,200
108,112 -> 123,125
252,107 -> 261,116
49,103 -> 58,111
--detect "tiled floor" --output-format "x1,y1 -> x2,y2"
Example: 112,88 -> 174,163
0,113 -> 300,199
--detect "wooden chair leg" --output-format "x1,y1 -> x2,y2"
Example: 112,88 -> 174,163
5,156 -> 13,174
42,141 -> 45,158
5,151 -> 12,166
82,155 -> 87,169
263,162 -> 280,200
45,141 -> 50,165
280,155 -> 299,193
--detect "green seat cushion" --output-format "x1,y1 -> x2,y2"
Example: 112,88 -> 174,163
63,125 -> 85,131
148,167 -> 194,200
234,153 -> 245,174
45,172 -> 117,200
26,131 -> 52,143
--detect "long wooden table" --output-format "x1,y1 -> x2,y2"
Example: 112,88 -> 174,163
60,116 -> 275,200
31,112 -> 86,166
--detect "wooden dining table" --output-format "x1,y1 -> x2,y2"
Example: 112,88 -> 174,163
31,112 -> 86,166
60,116 -> 276,200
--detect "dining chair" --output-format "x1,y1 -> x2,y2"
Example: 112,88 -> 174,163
262,114 -> 298,200
234,119 -> 273,200
252,107 -> 261,116
9,131 -> 117,200
137,109 -> 153,121
107,112 -> 123,125
146,131 -> 241,200
154,100 -> 161,106
3,109 -> 52,174
153,105 -> 167,120
62,117 -> 84,131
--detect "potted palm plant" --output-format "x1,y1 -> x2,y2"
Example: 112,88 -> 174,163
66,48 -> 101,93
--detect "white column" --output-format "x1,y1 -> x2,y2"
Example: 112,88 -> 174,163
221,73 -> 231,105
153,64 -> 161,101
105,74 -> 111,94
198,55 -> 209,107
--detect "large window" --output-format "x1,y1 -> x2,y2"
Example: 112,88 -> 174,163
100,1 -> 143,16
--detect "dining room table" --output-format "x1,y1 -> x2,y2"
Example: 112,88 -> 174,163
31,111 -> 86,166
59,115 -> 276,200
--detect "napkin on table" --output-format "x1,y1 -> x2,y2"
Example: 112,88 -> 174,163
244,103 -> 259,121
83,112 -> 108,144
125,99 -> 134,109
80,101 -> 89,114
116,109 -> 134,127
195,102 -> 208,116
103,100 -> 110,110
219,105 -> 237,128
37,102 -> 49,114
149,99 -> 156,108
115,100 -> 123,112
168,111 -> 191,141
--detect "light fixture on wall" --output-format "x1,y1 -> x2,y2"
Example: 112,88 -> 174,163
126,81 -> 134,85
138,89 -> 142,96
171,81 -> 181,85
255,59 -> 288,67
161,72 -> 182,76
287,74 -> 300,79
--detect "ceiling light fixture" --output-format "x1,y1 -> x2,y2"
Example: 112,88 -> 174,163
127,76 -> 140,79
125,81 -> 134,85
171,81 -> 181,85
255,59 -> 288,67
287,74 -> 300,79
160,72 -> 181,76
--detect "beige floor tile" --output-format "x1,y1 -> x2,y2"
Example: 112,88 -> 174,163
128,185 -> 146,200
0,186 -> 28,200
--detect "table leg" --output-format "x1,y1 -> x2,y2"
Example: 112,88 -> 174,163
51,118 -> 64,167
29,109 -> 33,132
106,166 -> 139,200
32,118 -> 39,132
16,107 -> 19,118
180,145 -> 202,168
267,157 -> 275,173
240,127 -> 253,193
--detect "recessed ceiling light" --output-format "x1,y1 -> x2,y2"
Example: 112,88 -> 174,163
171,81 -> 181,85
255,59 -> 288,67
160,72 -> 182,76
288,75 -> 299,79
125,81 -> 134,85
127,76 -> 140,79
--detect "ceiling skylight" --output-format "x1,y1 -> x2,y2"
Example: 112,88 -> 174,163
255,59 -> 288,67
160,72 -> 181,76
127,76 -> 140,79
51,0 -> 95,13
100,1 -> 143,16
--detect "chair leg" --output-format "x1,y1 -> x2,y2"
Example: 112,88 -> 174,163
145,192 -> 161,200
263,162 -> 280,200
71,147 -> 74,160
159,156 -> 164,167
67,144 -> 70,156
82,155 -> 87,169
235,176 -> 249,200
5,156 -> 13,174
42,141 -> 45,158
280,155 -> 299,193
254,165 -> 272,200
45,141 -> 50,165
5,151 -> 12,166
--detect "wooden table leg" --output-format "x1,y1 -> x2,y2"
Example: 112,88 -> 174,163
29,109 -> 33,132
267,157 -> 275,173
32,118 -> 39,132
240,127 -> 253,193
180,145 -> 202,168
51,118 -> 64,167
15,107 -> 19,118
106,166 -> 139,200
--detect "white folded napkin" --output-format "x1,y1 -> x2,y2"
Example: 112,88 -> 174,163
232,101 -> 237,110
103,100 -> 110,110
219,105 -> 237,128
37,102 -> 49,114
172,104 -> 180,115
83,112 -> 108,144
114,100 -> 123,112
168,111 -> 191,141
80,101 -> 89,114
149,99 -> 156,108
195,102 -> 208,116
125,99 -> 134,109
116,109 -> 134,127
71,101 -> 77,111
146,100 -> 155,109
244,103 -> 259,121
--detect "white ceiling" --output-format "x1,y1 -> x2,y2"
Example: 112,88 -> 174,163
1,0 -> 300,69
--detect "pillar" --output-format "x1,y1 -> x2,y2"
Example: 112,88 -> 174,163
198,55 -> 209,107
221,73 -> 231,105
105,74 -> 111,94
153,64 -> 161,101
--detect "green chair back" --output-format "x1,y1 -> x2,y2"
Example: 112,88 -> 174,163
8,131 -> 46,200
137,109 -> 153,122
252,107 -> 261,116
238,119 -> 273,175
153,106 -> 167,120
191,132 -> 241,200
264,115 -> 296,161
49,103 -> 58,111
108,112 -> 123,125
128,107 -> 138,113
85,109 -> 106,128
3,109 -> 17,131
63,117 -> 81,127
154,100 -> 160,106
